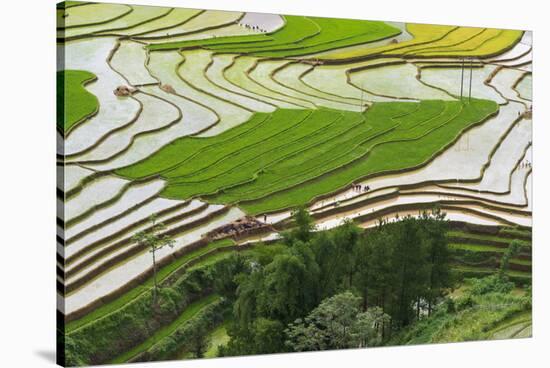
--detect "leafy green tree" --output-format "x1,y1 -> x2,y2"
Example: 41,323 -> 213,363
499,240 -> 523,278
355,220 -> 396,313
284,206 -> 315,244
332,219 -> 361,288
223,208 -> 455,353
312,232 -> 342,298
188,323 -> 209,359
212,253 -> 250,300
420,208 -> 453,315
285,292 -> 389,351
390,217 -> 430,328
469,275 -> 514,296
233,269 -> 264,329
132,215 -> 175,306
312,220 -> 362,298
353,306 -> 391,347
257,242 -> 320,323
251,318 -> 286,354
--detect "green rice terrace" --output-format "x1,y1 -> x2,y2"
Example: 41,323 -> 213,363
57,1 -> 532,366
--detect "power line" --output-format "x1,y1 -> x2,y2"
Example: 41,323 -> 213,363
460,58 -> 465,100
468,57 -> 473,102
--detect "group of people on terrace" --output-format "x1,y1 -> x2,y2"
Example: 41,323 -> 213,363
520,160 -> 532,169
238,22 -> 268,32
352,182 -> 371,193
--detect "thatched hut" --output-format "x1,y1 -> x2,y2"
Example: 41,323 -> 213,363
160,84 -> 176,94
113,85 -> 136,97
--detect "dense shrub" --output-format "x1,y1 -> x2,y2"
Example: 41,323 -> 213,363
134,299 -> 227,362
468,275 -> 514,296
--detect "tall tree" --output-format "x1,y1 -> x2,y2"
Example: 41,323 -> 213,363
212,253 -> 249,300
132,214 -> 175,306
420,208 -> 452,315
390,217 -> 429,328
251,318 -> 286,354
189,324 -> 209,359
333,219 -> 361,288
285,291 -> 389,351
356,219 -> 396,314
257,243 -> 320,323
313,220 -> 361,297
284,206 -> 315,245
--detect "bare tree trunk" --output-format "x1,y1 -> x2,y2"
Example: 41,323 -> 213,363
416,296 -> 421,320
152,247 -> 158,306
363,287 -> 368,312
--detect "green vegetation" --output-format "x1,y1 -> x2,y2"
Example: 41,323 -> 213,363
65,207 -> 532,365
488,311 -> 532,339
388,276 -> 531,345
57,70 -> 98,134
324,23 -> 523,60
136,301 -> 227,362
132,215 -> 175,306
111,295 -> 221,364
147,15 -> 401,57
149,34 -> 274,51
499,226 -> 532,239
448,227 -> 531,283
204,323 -> 231,358
59,4 -> 531,364
448,230 -> 531,246
286,292 -> 389,351
216,208 -> 454,356
66,238 -> 235,333
65,264 -> 217,365
116,100 -> 498,214
65,240 -> 288,366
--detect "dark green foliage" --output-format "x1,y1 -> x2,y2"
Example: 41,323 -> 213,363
258,242 -> 321,323
499,240 -> 523,277
462,240 -> 523,297
499,227 -> 532,239
211,253 -> 251,300
251,318 -> 286,354
355,209 -> 454,328
422,209 -> 453,313
135,299 -> 226,362
221,207 -> 453,355
188,324 -> 210,359
452,247 -> 498,266
63,335 -> 89,367
284,207 -> 316,244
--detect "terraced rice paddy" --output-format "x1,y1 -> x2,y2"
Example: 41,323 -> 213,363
57,2 -> 532,365
447,225 -> 532,282
58,70 -> 99,134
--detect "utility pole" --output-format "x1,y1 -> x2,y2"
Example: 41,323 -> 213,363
460,58 -> 465,100
468,57 -> 473,102
360,82 -> 364,112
